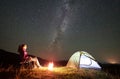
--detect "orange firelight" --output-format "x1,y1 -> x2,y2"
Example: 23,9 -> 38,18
48,62 -> 54,71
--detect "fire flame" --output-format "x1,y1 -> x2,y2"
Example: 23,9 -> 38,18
48,62 -> 54,71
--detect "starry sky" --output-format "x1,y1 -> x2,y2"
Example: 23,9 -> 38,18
0,0 -> 120,64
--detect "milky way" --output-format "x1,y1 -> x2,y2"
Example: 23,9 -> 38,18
47,0 -> 71,58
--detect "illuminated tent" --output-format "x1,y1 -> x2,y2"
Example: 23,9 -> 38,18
66,51 -> 101,69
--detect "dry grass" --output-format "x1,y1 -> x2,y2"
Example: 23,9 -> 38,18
0,66 -> 119,79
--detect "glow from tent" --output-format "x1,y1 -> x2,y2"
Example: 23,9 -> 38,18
80,55 -> 91,65
48,62 -> 54,71
67,51 -> 101,69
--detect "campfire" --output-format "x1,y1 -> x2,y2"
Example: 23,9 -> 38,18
48,62 -> 54,71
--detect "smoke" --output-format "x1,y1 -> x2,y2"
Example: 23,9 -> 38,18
47,0 -> 71,59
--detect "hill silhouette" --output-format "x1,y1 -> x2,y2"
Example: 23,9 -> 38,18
0,49 -> 20,67
0,49 -> 48,67
0,49 -> 67,68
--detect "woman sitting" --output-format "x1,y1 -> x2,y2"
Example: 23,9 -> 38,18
18,44 -> 41,68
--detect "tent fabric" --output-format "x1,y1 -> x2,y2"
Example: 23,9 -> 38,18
66,51 -> 101,69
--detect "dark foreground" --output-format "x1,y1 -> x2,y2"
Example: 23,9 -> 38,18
0,66 -> 120,79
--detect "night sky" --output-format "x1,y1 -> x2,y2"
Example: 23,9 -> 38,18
0,0 -> 120,64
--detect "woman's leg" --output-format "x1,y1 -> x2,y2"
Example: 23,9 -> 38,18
30,57 -> 41,68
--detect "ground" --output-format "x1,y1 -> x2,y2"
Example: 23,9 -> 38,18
0,66 -> 119,79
